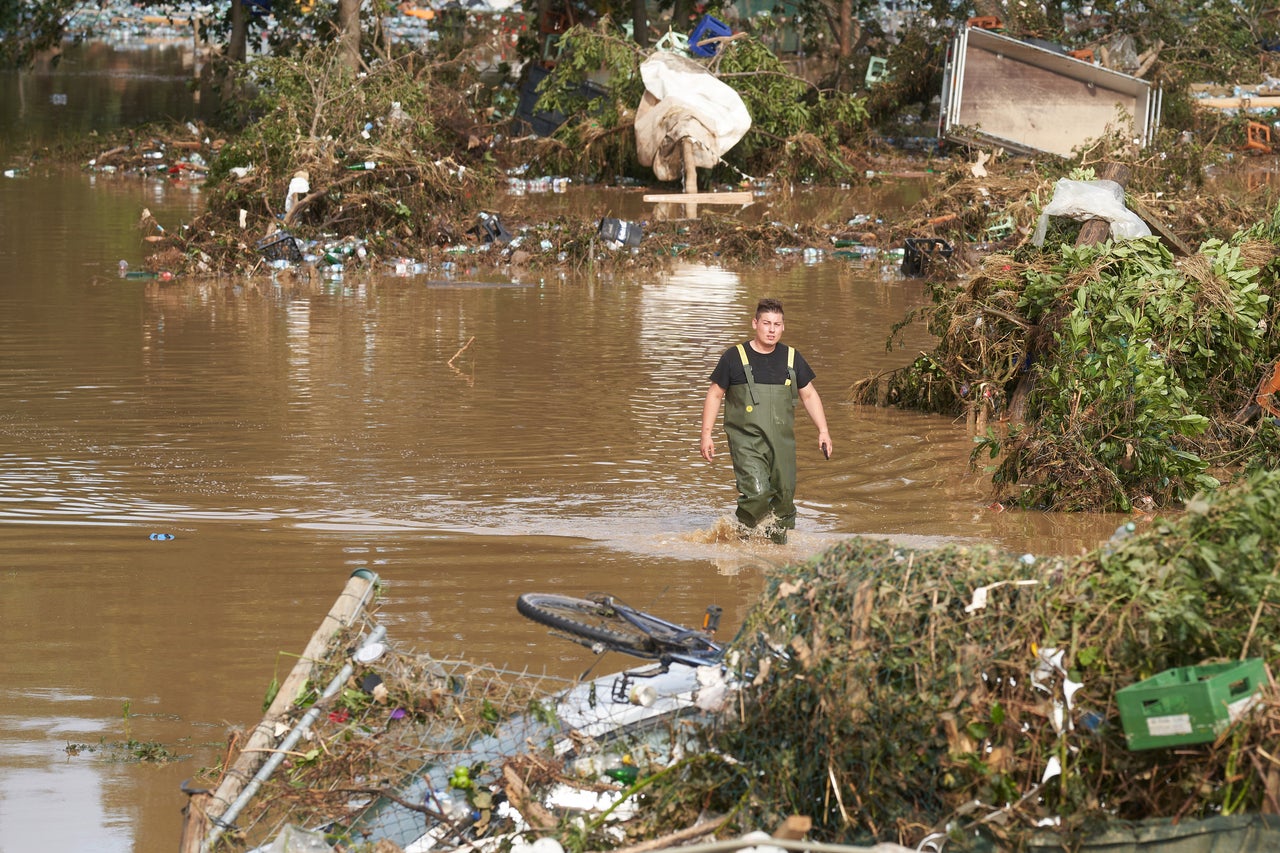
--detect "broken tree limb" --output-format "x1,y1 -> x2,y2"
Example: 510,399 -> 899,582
1134,39 -> 1164,78
599,814 -> 731,853
682,137 -> 697,194
281,171 -> 369,228
448,336 -> 475,368
502,765 -> 557,830
1127,196 -> 1195,257
1075,162 -> 1131,247
643,191 -> 753,204
95,145 -> 130,163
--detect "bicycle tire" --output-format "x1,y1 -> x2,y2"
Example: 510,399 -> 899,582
517,593 -> 658,658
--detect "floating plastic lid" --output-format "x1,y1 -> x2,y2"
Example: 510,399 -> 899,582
353,642 -> 386,664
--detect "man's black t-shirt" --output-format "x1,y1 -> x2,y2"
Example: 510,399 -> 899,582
709,342 -> 816,389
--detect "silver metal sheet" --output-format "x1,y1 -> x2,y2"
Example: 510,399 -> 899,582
939,26 -> 1160,158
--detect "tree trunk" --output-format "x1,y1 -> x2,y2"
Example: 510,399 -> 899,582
338,0 -> 361,73
228,0 -> 247,63
632,0 -> 648,48
673,0 -> 695,34
1075,163 -> 1131,246
837,0 -> 851,56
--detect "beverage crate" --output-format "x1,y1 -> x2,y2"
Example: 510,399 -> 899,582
1116,658 -> 1268,750
255,230 -> 303,263
688,15 -> 731,57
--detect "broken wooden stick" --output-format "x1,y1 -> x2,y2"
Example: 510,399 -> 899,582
448,336 -> 476,368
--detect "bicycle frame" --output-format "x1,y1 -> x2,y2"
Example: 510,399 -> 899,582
607,598 -> 725,669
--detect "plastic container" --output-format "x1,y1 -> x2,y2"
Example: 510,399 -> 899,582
901,237 -> 953,276
598,217 -> 642,248
1116,658 -> 1268,750
476,212 -> 513,244
688,14 -> 731,57
255,231 -> 304,264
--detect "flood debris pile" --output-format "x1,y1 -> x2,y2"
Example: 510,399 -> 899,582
163,45 -> 499,275
505,22 -> 871,187
203,613 -> 719,853
206,626 -> 575,850
635,468 -> 1280,849
202,472 -> 1280,852
859,173 -> 1280,511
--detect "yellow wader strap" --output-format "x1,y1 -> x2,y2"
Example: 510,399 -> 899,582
736,344 -> 759,410
787,346 -> 799,403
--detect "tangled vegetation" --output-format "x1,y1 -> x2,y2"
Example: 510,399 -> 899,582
631,467 -> 1280,849
854,160 -> 1280,512
525,21 -> 871,184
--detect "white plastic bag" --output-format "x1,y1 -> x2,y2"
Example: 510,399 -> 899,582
266,824 -> 333,853
1031,178 -> 1151,247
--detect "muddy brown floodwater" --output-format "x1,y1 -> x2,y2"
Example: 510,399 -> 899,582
0,45 -> 1127,853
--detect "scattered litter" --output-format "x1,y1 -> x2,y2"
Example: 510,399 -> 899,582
963,578 -> 1037,613
284,170 -> 309,215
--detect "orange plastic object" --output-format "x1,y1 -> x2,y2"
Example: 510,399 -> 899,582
1246,121 -> 1273,154
1068,48 -> 1095,62
1258,362 -> 1280,417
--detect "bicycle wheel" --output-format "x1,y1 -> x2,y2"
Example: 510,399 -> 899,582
517,593 -> 658,658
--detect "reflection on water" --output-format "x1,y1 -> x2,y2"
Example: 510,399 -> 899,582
0,43 -> 201,155
0,46 -> 1130,853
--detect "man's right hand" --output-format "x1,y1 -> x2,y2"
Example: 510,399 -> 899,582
700,436 -> 715,461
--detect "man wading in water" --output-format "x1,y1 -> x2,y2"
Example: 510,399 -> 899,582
699,298 -> 832,544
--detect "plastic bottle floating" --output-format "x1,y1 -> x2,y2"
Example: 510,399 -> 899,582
149,533 -> 175,541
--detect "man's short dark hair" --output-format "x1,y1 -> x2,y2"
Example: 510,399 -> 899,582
756,298 -> 784,317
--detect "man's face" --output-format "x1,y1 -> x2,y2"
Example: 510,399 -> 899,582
752,311 -> 785,348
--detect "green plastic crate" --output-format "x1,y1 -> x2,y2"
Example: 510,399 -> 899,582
1116,658 -> 1268,750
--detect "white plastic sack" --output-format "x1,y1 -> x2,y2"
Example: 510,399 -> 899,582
634,52 -> 751,182
266,824 -> 333,853
1031,178 -> 1151,247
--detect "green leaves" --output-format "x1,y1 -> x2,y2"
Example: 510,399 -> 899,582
534,25 -> 868,183
982,231 -> 1279,510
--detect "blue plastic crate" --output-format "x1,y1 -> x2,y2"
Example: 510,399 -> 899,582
688,15 -> 731,57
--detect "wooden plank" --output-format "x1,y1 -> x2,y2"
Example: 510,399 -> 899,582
199,570 -> 379,837
1198,96 -> 1280,110
178,790 -> 212,853
642,191 -> 753,204
772,815 -> 813,839
682,138 -> 697,195
1128,196 -> 1195,257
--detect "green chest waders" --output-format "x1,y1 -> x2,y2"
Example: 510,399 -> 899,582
724,344 -> 799,530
